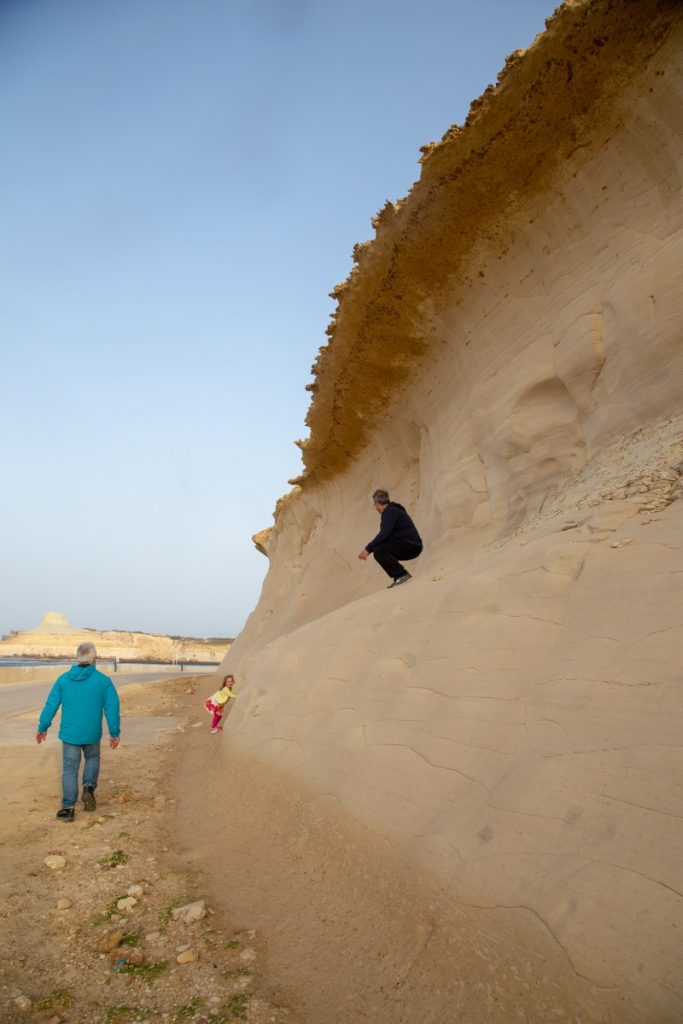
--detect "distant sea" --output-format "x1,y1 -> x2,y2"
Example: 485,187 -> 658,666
0,657 -> 73,667
0,657 -> 218,667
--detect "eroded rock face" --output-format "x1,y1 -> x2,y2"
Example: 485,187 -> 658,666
198,4 -> 683,1021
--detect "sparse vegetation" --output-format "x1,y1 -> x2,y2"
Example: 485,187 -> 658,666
206,994 -> 251,1022
158,899 -> 185,928
104,1006 -> 155,1023
173,996 -> 204,1021
34,989 -> 73,1012
99,849 -> 129,867
120,931 -> 142,947
93,894 -> 129,925
118,961 -> 168,981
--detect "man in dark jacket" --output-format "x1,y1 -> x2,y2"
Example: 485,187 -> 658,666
36,641 -> 120,821
358,489 -> 423,588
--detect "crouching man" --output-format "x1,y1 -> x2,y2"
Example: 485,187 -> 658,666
358,489 -> 423,588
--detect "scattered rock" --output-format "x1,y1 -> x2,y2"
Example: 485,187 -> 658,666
171,899 -> 206,924
110,946 -> 144,965
611,538 -> 634,548
176,943 -> 192,953
116,896 -> 137,913
44,855 -> 66,870
95,928 -> 124,953
14,994 -> 32,1011
126,884 -> 144,898
145,931 -> 161,942
239,947 -> 257,963
56,897 -> 73,910
561,522 -> 579,530
176,948 -> 199,964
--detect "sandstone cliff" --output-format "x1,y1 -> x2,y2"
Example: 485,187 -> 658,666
182,3 -> 683,1022
0,611 -> 230,663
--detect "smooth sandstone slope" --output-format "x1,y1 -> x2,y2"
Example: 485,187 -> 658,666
180,3 -> 683,1022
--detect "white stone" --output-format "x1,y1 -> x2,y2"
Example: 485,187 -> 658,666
44,855 -> 65,870
116,896 -> 137,913
239,947 -> 257,963
14,995 -> 31,1011
170,899 -> 206,924
127,884 -> 144,898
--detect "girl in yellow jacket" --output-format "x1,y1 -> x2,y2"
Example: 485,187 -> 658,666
204,674 -> 237,733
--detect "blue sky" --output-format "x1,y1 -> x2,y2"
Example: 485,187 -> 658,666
1,0 -> 559,640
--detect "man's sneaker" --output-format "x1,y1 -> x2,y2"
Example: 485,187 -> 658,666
56,808 -> 75,822
388,573 -> 412,588
82,785 -> 96,812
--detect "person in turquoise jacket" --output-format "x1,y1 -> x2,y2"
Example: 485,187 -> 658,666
36,641 -> 120,821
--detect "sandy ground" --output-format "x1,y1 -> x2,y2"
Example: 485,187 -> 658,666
0,676 -> 301,1024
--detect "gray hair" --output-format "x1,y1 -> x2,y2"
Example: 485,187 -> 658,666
76,641 -> 97,665
372,489 -> 390,505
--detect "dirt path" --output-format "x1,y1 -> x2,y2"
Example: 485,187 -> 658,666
0,676 -> 301,1024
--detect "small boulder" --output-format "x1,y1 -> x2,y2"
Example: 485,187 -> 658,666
95,928 -> 124,953
14,995 -> 32,1012
110,947 -> 144,965
44,855 -> 66,870
239,947 -> 257,963
126,884 -> 144,898
56,898 -> 73,910
171,899 -> 206,924
176,948 -> 199,964
116,896 -> 137,913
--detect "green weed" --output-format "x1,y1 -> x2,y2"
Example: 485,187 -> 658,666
93,894 -> 129,925
99,849 -> 129,867
118,961 -> 168,981
158,898 -> 185,928
207,994 -> 251,1022
104,1006 -> 156,1023
120,931 -> 142,947
34,989 -> 73,1012
173,996 -> 204,1021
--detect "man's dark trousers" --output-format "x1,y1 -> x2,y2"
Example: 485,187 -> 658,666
372,540 -> 422,580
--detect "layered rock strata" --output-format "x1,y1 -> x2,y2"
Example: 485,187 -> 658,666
0,611 -> 230,663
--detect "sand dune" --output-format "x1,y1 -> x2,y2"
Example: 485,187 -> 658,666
179,3 -> 683,1021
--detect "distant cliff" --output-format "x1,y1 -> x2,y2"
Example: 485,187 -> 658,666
0,611 -> 231,662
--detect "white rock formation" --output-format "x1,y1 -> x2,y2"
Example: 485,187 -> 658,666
0,612 -> 230,662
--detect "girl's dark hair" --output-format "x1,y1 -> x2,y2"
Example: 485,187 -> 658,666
223,674 -> 235,686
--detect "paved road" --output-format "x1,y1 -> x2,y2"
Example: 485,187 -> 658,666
0,672 -> 189,746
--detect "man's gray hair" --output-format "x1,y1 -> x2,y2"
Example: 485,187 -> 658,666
76,641 -> 97,665
372,489 -> 390,505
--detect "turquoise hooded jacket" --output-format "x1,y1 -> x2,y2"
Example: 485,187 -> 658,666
38,664 -> 120,744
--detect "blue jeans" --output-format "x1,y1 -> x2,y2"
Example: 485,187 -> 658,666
61,742 -> 100,809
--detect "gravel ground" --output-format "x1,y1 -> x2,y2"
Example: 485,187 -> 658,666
0,676 -> 302,1024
